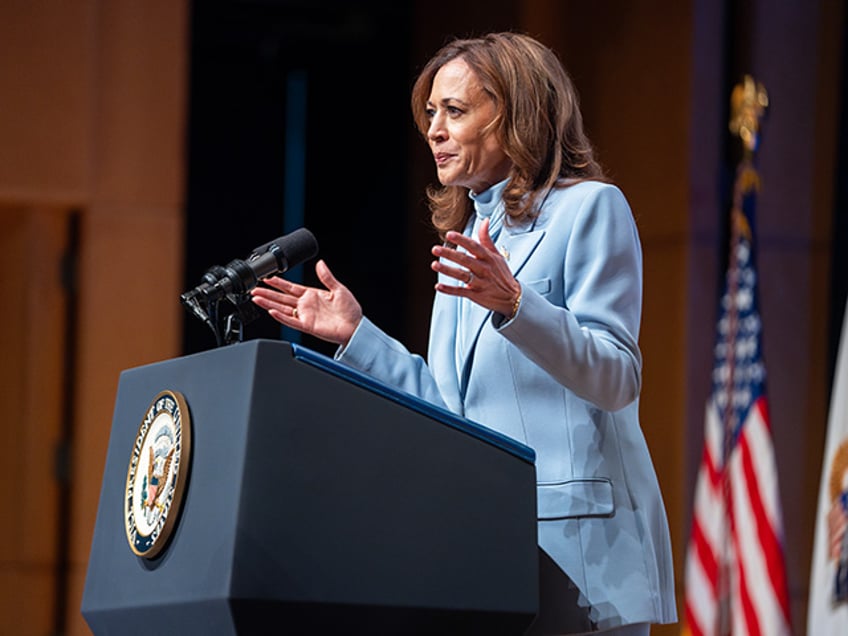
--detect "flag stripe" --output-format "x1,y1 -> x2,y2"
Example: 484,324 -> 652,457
685,550 -> 712,636
730,411 -> 789,634
741,402 -> 791,624
691,512 -> 719,589
731,532 -> 760,636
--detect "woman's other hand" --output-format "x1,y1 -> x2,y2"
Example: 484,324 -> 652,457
431,217 -> 521,317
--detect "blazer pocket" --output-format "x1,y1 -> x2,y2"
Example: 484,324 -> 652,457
524,278 -> 551,295
537,478 -> 615,519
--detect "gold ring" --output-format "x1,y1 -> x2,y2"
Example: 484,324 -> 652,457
292,308 -> 298,319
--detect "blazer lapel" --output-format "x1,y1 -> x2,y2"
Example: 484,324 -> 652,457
500,226 -> 546,278
456,226 -> 546,396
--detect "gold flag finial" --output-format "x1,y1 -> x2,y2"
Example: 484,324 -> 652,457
729,75 -> 769,156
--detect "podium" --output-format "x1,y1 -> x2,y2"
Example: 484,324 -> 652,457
81,339 -> 538,634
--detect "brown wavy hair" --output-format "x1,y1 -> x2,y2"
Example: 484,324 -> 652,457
411,32 -> 607,238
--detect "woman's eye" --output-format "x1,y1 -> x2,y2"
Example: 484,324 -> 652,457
447,106 -> 462,116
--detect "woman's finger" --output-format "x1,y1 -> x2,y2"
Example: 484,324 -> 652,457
445,233 -> 488,259
260,275 -> 304,296
431,245 -> 479,273
445,229 -> 499,260
314,259 -> 341,291
476,218 -> 498,251
431,260 -> 474,284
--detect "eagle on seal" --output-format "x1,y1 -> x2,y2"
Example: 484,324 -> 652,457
145,445 -> 175,512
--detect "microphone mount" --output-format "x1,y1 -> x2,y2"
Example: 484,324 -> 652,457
181,228 -> 318,347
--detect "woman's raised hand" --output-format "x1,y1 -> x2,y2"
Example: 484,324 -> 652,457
431,218 -> 521,317
250,259 -> 362,345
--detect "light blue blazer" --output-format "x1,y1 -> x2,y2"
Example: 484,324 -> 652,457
336,181 -> 677,630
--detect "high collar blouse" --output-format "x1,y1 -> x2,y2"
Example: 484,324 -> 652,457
455,178 -> 509,375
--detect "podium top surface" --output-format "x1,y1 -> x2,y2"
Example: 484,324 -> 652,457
290,342 -> 535,464
124,339 -> 535,463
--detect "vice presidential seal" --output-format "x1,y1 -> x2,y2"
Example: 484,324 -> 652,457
124,390 -> 192,558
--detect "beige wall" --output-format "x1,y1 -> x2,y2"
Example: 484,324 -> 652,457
0,2 -> 187,634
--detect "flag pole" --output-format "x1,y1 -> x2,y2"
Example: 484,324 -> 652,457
706,74 -> 767,636
718,74 -> 768,636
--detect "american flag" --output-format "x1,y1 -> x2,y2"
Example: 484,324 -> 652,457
683,159 -> 792,636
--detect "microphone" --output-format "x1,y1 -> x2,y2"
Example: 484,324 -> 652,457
180,227 -> 319,316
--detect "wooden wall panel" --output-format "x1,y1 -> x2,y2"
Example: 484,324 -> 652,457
67,1 -> 188,632
0,1 -> 188,634
0,2 -> 93,203
92,2 -> 187,206
0,207 -> 70,635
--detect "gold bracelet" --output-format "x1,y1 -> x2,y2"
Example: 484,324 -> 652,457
509,289 -> 522,320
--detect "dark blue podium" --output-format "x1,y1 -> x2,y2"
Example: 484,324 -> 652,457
81,339 -> 538,634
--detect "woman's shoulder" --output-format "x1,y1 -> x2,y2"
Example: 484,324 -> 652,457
542,179 -> 632,216
533,179 -> 640,246
552,178 -> 626,201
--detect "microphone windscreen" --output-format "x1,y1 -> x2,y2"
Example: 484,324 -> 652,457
274,228 -> 319,269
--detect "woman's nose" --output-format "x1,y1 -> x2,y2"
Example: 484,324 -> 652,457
428,114 -> 446,142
